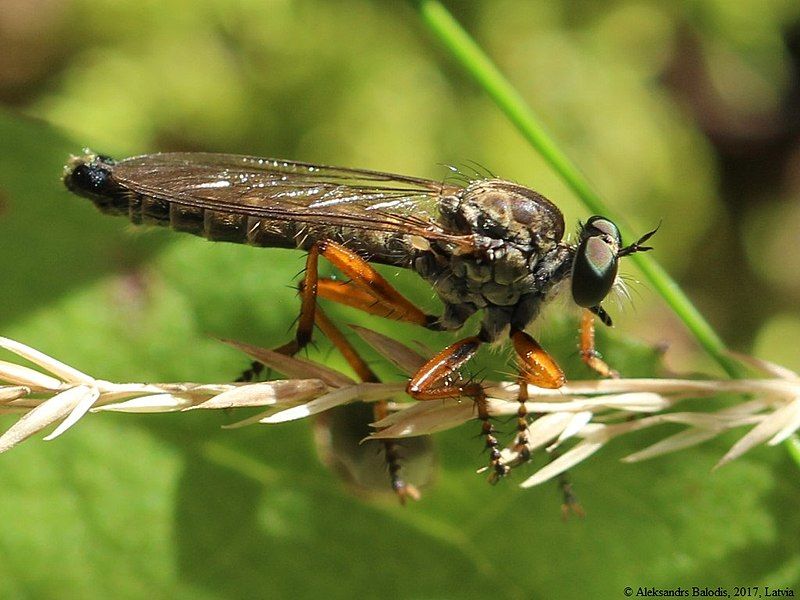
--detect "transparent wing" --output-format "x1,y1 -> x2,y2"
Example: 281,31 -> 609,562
112,153 -> 472,246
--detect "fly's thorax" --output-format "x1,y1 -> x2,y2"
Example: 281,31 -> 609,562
438,179 -> 565,251
414,242 -> 530,309
414,178 -> 569,317
483,242 -> 574,342
413,237 -> 573,338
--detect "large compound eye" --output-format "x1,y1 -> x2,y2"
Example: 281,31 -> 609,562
571,217 -> 620,308
583,216 -> 622,245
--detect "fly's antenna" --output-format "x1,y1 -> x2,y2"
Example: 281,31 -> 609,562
619,222 -> 660,257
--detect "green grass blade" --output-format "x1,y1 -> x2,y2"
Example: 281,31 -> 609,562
416,0 -> 744,379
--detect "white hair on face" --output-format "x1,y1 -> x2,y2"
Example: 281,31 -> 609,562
610,272 -> 646,315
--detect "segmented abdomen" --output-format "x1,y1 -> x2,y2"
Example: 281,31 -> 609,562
107,192 -> 416,268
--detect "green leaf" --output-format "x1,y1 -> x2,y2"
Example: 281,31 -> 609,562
1,107 -> 797,598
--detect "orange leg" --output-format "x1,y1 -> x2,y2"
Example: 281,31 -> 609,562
317,279 -> 407,321
512,329 -> 566,390
317,240 -> 435,327
237,244 -> 321,380
406,337 -> 483,400
579,309 -> 618,378
239,240 -> 436,498
309,241 -> 443,500
476,330 -> 565,480
512,371 -> 532,464
275,239 -> 435,361
370,394 -> 421,504
406,337 -> 509,479
314,303 -> 420,503
509,333 -> 585,511
273,244 -> 321,356
407,331 -> 567,481
313,304 -> 376,383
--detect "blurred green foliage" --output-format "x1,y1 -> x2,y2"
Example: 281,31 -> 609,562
1,1 -> 799,598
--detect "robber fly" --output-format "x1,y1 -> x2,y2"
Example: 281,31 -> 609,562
63,150 -> 655,494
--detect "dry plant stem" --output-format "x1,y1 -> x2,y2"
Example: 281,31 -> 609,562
1,335 -> 798,489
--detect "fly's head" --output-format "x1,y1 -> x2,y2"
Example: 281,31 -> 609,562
571,216 -> 657,325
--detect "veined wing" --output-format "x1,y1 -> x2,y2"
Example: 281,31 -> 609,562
111,153 -> 472,247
